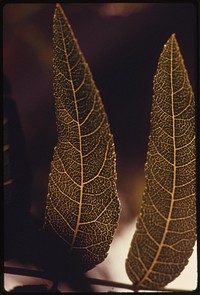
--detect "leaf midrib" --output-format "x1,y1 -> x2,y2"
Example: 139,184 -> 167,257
58,11 -> 83,249
137,35 -> 177,288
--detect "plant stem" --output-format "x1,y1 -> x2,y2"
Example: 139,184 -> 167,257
4,266 -> 52,281
87,277 -> 136,291
4,266 -> 188,292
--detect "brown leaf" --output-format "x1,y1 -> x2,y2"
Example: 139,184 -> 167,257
44,4 -> 120,272
126,34 -> 196,290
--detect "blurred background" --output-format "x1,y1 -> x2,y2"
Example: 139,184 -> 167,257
3,2 -> 198,292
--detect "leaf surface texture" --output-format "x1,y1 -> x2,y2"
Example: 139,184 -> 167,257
44,4 -> 120,271
126,34 -> 196,290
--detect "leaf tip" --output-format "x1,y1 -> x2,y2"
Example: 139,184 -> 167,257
163,33 -> 178,50
168,33 -> 177,44
55,3 -> 64,16
56,3 -> 61,9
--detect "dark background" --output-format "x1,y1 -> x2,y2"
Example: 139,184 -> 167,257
3,3 -> 197,225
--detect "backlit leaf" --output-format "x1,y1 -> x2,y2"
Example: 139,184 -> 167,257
126,34 -> 196,290
44,4 -> 120,272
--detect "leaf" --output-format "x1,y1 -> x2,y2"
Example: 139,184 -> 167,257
3,76 -> 13,207
3,76 -> 33,262
126,34 -> 196,290
44,4 -> 120,272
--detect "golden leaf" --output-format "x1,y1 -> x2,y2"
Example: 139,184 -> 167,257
126,34 -> 196,290
44,4 -> 120,271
